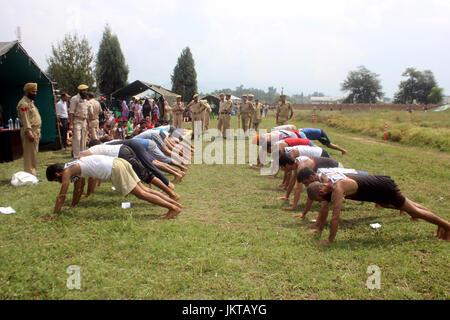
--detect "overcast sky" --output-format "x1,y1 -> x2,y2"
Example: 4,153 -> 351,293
1,0 -> 450,97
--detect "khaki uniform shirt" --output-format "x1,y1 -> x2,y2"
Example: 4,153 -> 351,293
252,102 -> 263,122
189,100 -> 207,115
69,94 -> 89,119
240,101 -> 254,115
88,99 -> 102,121
276,101 -> 293,121
163,102 -> 172,120
17,96 -> 41,136
219,100 -> 233,114
172,102 -> 185,114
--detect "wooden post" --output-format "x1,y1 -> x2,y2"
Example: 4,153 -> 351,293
383,122 -> 388,141
312,109 -> 315,123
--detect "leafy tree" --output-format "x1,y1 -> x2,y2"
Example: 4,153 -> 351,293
394,68 -> 438,104
341,66 -> 383,103
171,47 -> 198,101
47,33 -> 95,95
95,24 -> 129,96
427,86 -> 443,104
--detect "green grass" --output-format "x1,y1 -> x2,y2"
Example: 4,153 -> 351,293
0,115 -> 449,299
294,108 -> 450,152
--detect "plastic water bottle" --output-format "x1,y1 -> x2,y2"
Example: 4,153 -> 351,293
15,118 -> 20,129
8,118 -> 13,130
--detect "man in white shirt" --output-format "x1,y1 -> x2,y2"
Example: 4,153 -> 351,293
45,155 -> 182,220
56,93 -> 70,149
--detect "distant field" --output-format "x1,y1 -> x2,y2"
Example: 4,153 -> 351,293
0,115 -> 449,299
294,108 -> 450,152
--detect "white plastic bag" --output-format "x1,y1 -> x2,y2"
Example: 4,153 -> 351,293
11,171 -> 39,187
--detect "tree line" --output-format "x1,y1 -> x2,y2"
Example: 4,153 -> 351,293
46,27 -> 444,105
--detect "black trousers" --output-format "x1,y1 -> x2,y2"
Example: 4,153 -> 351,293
118,145 -> 154,184
58,118 -> 69,148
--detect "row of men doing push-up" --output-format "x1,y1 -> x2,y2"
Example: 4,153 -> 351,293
251,125 -> 450,245
45,125 -> 194,220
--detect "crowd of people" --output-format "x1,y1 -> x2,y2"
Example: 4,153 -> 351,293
14,83 -> 450,245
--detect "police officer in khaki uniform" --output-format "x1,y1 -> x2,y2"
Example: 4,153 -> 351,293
217,93 -> 233,138
69,84 -> 89,158
248,93 -> 255,129
252,98 -> 263,131
276,94 -> 294,126
202,99 -> 212,131
17,83 -> 41,176
172,95 -> 184,129
163,100 -> 172,125
87,92 -> 101,140
187,94 -> 207,139
240,94 -> 255,136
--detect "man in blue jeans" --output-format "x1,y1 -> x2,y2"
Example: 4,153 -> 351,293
299,128 -> 347,155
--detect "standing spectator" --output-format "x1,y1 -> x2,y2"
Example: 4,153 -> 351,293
142,98 -> 151,119
56,93 -> 70,150
264,104 -> 269,117
129,96 -> 136,120
134,99 -> 143,123
121,99 -> 129,120
151,99 -> 160,125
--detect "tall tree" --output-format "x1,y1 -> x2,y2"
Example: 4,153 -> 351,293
394,68 -> 438,104
341,66 -> 383,103
47,33 -> 95,95
427,86 -> 443,104
171,47 -> 198,101
95,24 -> 129,96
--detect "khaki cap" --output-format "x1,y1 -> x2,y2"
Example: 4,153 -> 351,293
176,95 -> 182,98
193,93 -> 199,98
248,94 -> 254,97
219,93 -> 225,96
77,84 -> 89,90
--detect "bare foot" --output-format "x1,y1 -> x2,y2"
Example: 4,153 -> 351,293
277,196 -> 288,201
307,229 -> 320,234
341,150 -> 347,155
170,192 -> 180,201
292,213 -> 305,218
161,207 -> 181,219
173,174 -> 183,183
168,182 -> 175,190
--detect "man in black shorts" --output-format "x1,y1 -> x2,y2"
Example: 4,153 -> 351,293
299,128 -> 347,155
306,174 -> 450,245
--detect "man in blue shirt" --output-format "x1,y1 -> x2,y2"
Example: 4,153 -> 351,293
299,128 -> 347,155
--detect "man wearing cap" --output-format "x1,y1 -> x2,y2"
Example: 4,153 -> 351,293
240,94 -> 255,136
69,84 -> 90,158
172,95 -> 184,129
251,98 -> 263,131
17,83 -> 42,176
87,93 -> 102,140
276,94 -> 294,126
186,94 -> 207,139
217,93 -> 233,138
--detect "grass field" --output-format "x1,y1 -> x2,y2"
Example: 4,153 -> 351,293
294,108 -> 450,152
0,114 -> 449,299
